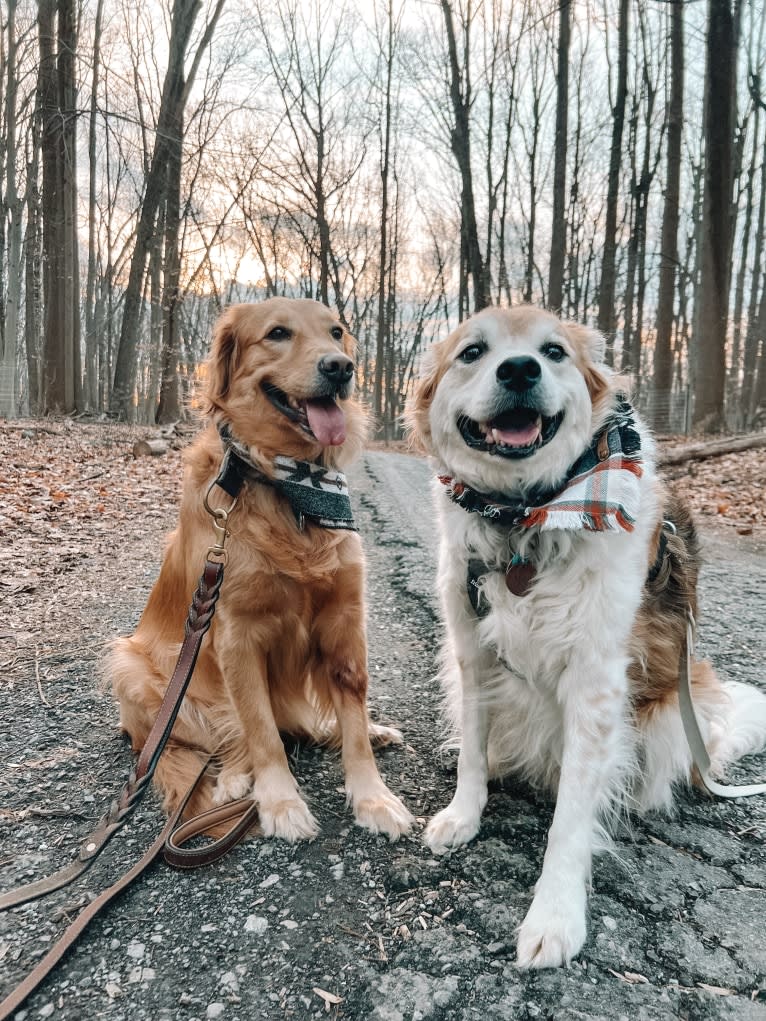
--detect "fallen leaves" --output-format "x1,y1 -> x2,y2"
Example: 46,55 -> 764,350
660,442 -> 766,537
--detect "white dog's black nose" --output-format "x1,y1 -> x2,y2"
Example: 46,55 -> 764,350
496,357 -> 541,392
318,354 -> 354,385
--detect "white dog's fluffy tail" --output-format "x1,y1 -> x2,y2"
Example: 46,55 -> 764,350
717,680 -> 766,763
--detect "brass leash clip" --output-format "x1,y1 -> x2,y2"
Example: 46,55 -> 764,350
203,481 -> 238,564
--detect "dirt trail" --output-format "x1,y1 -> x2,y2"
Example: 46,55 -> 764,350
0,442 -> 764,1021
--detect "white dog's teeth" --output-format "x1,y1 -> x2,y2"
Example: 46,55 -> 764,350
288,396 -> 300,410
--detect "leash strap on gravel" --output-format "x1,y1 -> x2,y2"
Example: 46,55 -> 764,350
679,610 -> 766,798
0,551 -> 262,1017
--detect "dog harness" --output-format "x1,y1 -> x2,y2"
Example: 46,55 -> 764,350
216,423 -> 357,530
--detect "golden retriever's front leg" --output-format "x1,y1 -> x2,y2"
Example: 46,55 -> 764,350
218,615 -> 318,842
313,600 -> 413,840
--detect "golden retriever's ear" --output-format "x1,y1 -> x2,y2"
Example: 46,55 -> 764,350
405,345 -> 442,453
205,307 -> 239,412
565,322 -> 612,408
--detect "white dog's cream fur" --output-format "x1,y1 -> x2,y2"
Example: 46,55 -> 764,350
408,305 -> 766,969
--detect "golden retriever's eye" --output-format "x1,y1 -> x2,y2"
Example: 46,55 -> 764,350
541,341 -> 567,363
458,343 -> 485,364
330,325 -> 344,341
266,326 -> 291,341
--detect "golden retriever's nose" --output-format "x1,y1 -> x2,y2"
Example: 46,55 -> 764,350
496,356 -> 541,392
318,353 -> 354,386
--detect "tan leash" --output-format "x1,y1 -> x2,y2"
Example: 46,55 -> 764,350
679,609 -> 766,798
0,484 -> 260,1020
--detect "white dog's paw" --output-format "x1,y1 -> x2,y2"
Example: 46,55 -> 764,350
368,722 -> 405,748
353,787 -> 414,841
211,770 -> 252,805
424,805 -> 481,855
258,796 -> 319,842
516,885 -> 587,969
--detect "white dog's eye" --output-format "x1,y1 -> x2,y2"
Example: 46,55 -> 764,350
541,341 -> 567,363
458,343 -> 484,364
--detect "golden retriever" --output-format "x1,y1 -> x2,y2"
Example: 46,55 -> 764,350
407,304 -> 766,967
108,298 -> 413,842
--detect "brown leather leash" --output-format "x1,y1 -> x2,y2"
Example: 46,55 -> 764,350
0,486 -> 260,1020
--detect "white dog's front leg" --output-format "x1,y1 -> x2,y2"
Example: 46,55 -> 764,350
425,656 -> 490,854
516,659 -> 628,969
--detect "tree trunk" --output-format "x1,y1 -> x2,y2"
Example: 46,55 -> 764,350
84,0 -> 105,412
653,0 -> 684,433
1,0 -> 22,416
547,0 -> 570,313
598,0 -> 628,363
693,0 -> 737,430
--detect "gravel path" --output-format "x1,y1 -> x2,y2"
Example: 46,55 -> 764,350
1,449 -> 765,1021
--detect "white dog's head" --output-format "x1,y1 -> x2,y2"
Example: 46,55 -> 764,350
407,306 -> 616,496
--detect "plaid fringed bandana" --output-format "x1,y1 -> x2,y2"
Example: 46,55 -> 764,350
439,399 -> 643,533
214,424 -> 357,531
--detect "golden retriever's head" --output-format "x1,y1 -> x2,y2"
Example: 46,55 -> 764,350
407,306 -> 615,495
204,298 -> 366,465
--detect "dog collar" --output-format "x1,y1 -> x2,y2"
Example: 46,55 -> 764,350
213,424 -> 357,531
439,398 -> 643,534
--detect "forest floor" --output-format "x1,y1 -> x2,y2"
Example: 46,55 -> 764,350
1,419 -> 765,1021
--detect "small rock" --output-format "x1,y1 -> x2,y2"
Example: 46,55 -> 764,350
127,941 -> 145,960
206,1005 -> 225,1019
280,919 -> 299,930
39,1006 -> 55,1019
244,915 -> 269,935
259,874 -> 280,889
602,915 -> 617,931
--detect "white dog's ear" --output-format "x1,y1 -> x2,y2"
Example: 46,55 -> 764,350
405,345 -> 442,453
564,322 -> 613,408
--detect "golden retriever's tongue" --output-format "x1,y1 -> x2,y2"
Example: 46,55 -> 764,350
490,416 -> 541,447
305,397 -> 346,446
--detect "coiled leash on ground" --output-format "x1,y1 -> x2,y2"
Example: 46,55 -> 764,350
0,482 -> 260,1021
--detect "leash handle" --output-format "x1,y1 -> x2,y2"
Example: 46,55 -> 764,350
0,765 -> 203,1021
679,610 -> 766,798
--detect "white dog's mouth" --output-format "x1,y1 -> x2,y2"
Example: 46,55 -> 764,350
262,382 -> 347,446
457,407 -> 564,459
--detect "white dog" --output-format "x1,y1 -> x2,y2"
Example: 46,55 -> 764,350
407,305 -> 766,969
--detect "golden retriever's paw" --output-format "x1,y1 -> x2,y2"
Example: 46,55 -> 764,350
259,797 -> 319,842
368,722 -> 405,748
353,789 -> 414,841
515,887 -> 587,969
211,770 -> 252,806
424,806 -> 480,855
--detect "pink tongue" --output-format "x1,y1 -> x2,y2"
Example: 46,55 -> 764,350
491,420 -> 541,447
305,398 -> 347,446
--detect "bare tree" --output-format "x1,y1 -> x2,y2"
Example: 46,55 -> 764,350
597,0 -> 628,361
440,0 -> 491,314
693,0 -> 738,430
652,0 -> 684,433
110,0 -> 225,420
547,0 -> 570,312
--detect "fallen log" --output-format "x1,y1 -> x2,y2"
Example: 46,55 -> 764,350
132,438 -> 169,458
658,432 -> 766,467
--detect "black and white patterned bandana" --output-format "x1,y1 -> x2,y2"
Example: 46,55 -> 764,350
214,424 -> 356,531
